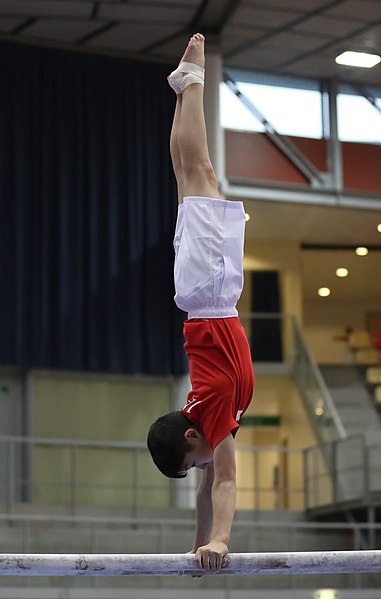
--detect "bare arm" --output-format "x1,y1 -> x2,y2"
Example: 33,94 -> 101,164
192,464 -> 214,551
194,434 -> 237,571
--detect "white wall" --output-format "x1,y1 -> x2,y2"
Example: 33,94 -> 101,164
241,240 -> 303,323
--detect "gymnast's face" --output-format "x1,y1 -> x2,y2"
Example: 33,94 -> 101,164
183,428 -> 213,471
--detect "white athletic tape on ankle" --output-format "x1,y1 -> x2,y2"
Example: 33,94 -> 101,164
168,61 -> 205,94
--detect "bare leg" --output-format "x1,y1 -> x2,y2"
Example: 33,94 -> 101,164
169,34 -> 219,202
170,95 -> 184,203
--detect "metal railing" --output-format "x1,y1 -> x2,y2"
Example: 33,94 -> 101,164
0,314 -> 376,519
1,432 -> 380,516
0,435 -> 306,514
1,512 -> 379,549
305,433 -> 381,512
291,315 -> 347,442
240,312 -> 347,444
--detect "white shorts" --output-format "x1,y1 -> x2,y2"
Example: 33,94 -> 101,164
173,196 -> 246,319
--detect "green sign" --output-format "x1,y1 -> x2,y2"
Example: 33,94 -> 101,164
240,415 -> 280,427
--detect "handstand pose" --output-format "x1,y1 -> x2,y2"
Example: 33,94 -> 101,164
147,33 -> 254,572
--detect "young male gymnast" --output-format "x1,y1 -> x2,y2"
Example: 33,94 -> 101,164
147,33 -> 254,573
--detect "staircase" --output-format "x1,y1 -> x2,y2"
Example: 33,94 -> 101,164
320,366 -> 381,437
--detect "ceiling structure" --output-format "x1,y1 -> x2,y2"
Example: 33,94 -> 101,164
1,0 -> 380,302
0,0 -> 380,86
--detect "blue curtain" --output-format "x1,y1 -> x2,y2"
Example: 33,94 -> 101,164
0,41 -> 186,375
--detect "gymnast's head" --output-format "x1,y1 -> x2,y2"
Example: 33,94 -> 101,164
147,411 -> 193,478
147,411 -> 213,478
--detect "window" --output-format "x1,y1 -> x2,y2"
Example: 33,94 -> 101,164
337,93 -> 381,143
220,73 -> 381,144
220,81 -> 323,139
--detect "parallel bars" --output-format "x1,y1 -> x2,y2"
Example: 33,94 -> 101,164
0,551 -> 380,576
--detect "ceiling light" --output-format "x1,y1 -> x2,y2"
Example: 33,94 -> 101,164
377,224 -> 381,233
318,287 -> 331,297
335,51 -> 381,68
245,213 -> 250,222
355,246 -> 368,256
336,267 -> 349,277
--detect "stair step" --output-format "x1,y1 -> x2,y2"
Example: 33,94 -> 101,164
331,397 -> 370,407
319,365 -> 381,437
320,366 -> 365,386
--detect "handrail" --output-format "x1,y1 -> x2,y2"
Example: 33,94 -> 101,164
240,311 -> 347,441
0,435 -> 146,449
0,434 -> 302,453
1,512 -> 381,531
291,315 -> 347,440
0,433 -> 380,514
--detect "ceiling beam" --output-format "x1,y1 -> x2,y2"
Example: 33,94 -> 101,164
141,0 -> 242,56
12,18 -> 36,36
225,0 -> 346,59
76,22 -> 116,46
274,17 -> 381,74
190,0 -> 242,35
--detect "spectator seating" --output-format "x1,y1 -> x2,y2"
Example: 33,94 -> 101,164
375,386 -> 381,405
349,330 -> 372,349
366,367 -> 381,384
372,332 -> 381,350
349,330 -> 381,365
366,366 -> 381,412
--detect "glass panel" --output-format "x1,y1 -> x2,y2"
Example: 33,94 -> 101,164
220,81 -> 263,131
335,436 -> 365,502
236,446 -> 305,511
338,93 -> 381,143
292,318 -> 343,444
305,445 -> 333,509
32,446 -> 73,504
136,451 -> 171,508
31,445 -> 171,509
74,447 -> 136,507
221,82 -> 323,138
368,441 -> 381,492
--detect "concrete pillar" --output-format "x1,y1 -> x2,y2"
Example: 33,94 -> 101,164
323,80 -> 343,192
204,48 -> 226,196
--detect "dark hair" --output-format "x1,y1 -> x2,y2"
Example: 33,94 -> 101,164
147,411 -> 193,479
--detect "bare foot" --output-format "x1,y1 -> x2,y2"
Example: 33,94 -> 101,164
179,33 -> 205,70
167,33 -> 205,94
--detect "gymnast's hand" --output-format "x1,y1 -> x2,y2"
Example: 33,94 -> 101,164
195,540 -> 228,572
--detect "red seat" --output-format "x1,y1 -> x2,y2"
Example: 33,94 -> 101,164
371,332 -> 381,350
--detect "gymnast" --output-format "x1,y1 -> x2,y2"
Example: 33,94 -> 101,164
147,33 -> 254,573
